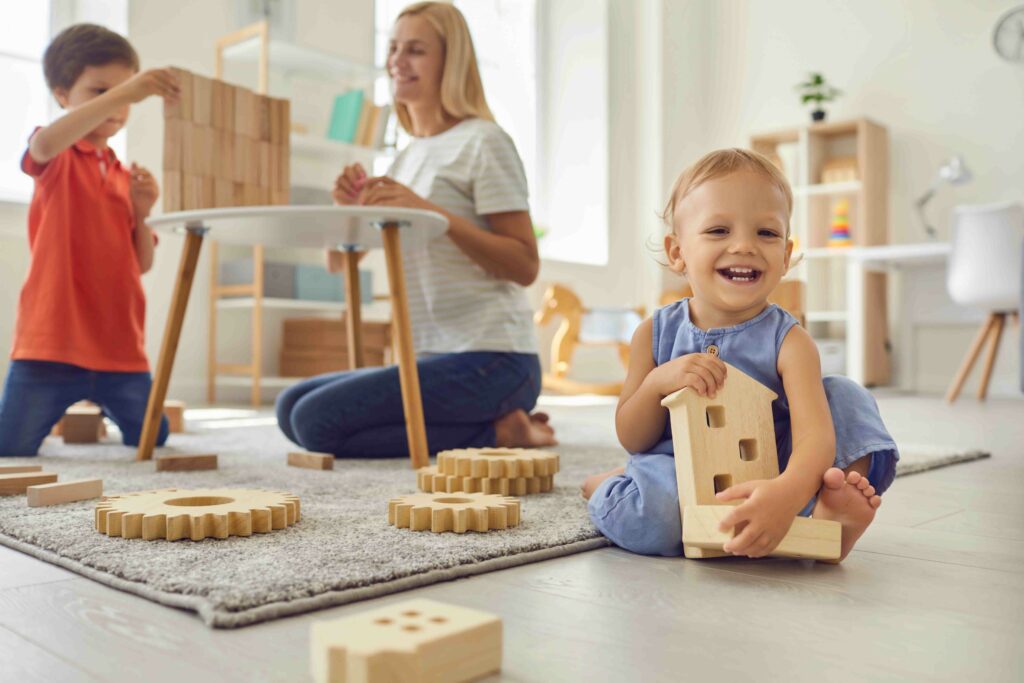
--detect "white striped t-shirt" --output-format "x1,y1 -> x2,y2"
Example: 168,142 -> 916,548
387,117 -> 538,354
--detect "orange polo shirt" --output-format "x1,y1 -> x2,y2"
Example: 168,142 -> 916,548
12,135 -> 150,372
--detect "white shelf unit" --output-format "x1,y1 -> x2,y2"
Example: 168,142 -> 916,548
210,21 -> 394,405
752,118 -> 891,385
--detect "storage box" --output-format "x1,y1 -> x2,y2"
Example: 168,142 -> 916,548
279,347 -> 388,377
282,318 -> 391,352
219,260 -> 295,298
295,264 -> 372,304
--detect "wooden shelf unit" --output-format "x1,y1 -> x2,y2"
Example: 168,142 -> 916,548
751,117 -> 891,385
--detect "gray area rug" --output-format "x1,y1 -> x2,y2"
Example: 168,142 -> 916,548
0,402 -> 990,628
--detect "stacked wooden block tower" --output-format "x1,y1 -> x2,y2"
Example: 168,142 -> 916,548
163,67 -> 291,211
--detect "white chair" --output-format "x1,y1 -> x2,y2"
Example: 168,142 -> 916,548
945,201 -> 1024,402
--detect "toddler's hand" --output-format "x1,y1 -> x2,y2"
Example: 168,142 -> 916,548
332,163 -> 367,205
714,478 -> 803,558
130,163 -> 159,220
115,68 -> 180,105
652,352 -> 726,398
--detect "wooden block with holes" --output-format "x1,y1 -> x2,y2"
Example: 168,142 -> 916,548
155,454 -> 218,472
0,472 -> 58,495
661,362 -> 840,561
27,479 -> 103,507
310,598 -> 501,683
62,405 -> 105,444
163,400 -> 186,433
288,451 -> 334,471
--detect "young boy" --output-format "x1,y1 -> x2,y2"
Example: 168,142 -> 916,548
0,23 -> 180,456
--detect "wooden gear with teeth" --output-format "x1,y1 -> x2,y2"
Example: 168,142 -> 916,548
416,465 -> 553,496
387,492 -> 521,533
436,447 -> 559,479
95,488 -> 300,541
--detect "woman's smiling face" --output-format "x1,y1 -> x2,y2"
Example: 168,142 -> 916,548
665,169 -> 793,322
388,15 -> 445,107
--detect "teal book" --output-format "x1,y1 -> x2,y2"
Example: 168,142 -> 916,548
327,90 -> 364,143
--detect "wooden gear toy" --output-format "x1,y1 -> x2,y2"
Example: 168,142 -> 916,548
311,598 -> 501,683
416,465 -> 553,496
436,447 -> 559,479
95,488 -> 300,541
387,492 -> 521,533
661,361 -> 841,560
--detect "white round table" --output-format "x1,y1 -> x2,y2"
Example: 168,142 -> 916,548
139,205 -> 448,469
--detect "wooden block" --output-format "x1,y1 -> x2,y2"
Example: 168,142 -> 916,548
221,81 -> 235,132
233,182 -> 245,206
163,170 -> 182,212
163,118 -> 183,171
310,598 -> 502,683
180,120 -> 196,175
214,178 -> 234,208
210,79 -> 227,129
0,472 -> 58,495
248,92 -> 262,139
192,125 -> 213,177
269,97 -> 282,144
234,87 -> 254,137
191,74 -> 213,126
258,141 -> 271,188
62,408 -> 104,444
0,465 -> 43,474
164,67 -> 193,120
276,143 -> 290,192
27,479 -> 102,507
271,189 -> 290,206
233,133 -> 249,183
683,505 -> 841,561
182,174 -> 214,210
163,400 -> 186,433
244,139 -> 260,185
155,454 -> 218,472
288,451 -> 334,470
243,183 -> 262,206
216,129 -> 235,181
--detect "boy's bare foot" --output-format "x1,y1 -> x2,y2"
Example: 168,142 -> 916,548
494,409 -> 557,448
580,466 -> 625,500
812,467 -> 882,562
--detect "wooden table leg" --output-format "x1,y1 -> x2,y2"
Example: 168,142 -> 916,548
380,224 -> 429,469
137,228 -> 205,461
341,249 -> 365,370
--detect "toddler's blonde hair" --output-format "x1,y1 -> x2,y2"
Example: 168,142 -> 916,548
662,148 -> 793,235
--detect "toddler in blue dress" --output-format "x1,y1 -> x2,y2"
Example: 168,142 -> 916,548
582,149 -> 898,561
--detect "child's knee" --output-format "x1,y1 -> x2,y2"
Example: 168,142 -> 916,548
587,459 -> 684,557
822,374 -> 874,408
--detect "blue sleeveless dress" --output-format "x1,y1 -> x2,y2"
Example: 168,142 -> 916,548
587,299 -> 898,557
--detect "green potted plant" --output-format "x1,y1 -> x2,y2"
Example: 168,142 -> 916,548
796,72 -> 841,122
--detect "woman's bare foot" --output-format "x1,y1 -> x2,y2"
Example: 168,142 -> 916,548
581,466 -> 625,500
494,409 -> 557,448
812,467 -> 882,562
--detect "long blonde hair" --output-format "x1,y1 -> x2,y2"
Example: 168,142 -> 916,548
392,2 -> 494,134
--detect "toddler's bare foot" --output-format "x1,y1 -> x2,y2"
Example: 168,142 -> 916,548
580,466 -> 625,500
812,467 -> 882,562
494,409 -> 557,448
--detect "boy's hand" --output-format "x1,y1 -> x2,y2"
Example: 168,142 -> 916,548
115,68 -> 180,104
650,353 -> 726,398
332,163 -> 367,205
714,478 -> 804,557
130,164 -> 159,220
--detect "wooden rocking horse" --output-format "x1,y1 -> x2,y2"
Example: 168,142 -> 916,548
534,284 -> 643,396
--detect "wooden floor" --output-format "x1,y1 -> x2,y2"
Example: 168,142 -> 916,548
1,395 -> 1021,682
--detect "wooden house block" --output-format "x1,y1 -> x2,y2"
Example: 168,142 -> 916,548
0,465 -> 43,474
310,598 -> 502,683
191,74 -> 213,126
661,362 -> 840,561
288,451 -> 334,471
163,400 -> 186,433
683,505 -> 841,561
163,170 -> 182,213
27,479 -> 103,507
164,67 -> 193,120
0,472 -> 58,495
62,406 -> 105,444
154,453 -> 218,472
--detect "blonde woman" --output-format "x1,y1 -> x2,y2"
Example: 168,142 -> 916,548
277,2 -> 555,458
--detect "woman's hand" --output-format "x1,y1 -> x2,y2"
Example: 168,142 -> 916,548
648,352 -> 727,398
360,176 -> 436,212
332,163 -> 368,205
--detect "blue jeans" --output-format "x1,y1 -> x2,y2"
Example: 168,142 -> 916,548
0,360 -> 169,456
588,375 -> 899,557
276,352 -> 542,458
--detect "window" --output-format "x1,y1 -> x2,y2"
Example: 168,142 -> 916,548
0,1 -> 129,204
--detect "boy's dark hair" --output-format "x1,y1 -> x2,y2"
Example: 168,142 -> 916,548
43,23 -> 139,92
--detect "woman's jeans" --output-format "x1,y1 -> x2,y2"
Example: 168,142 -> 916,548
0,360 -> 169,456
276,352 -> 542,458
